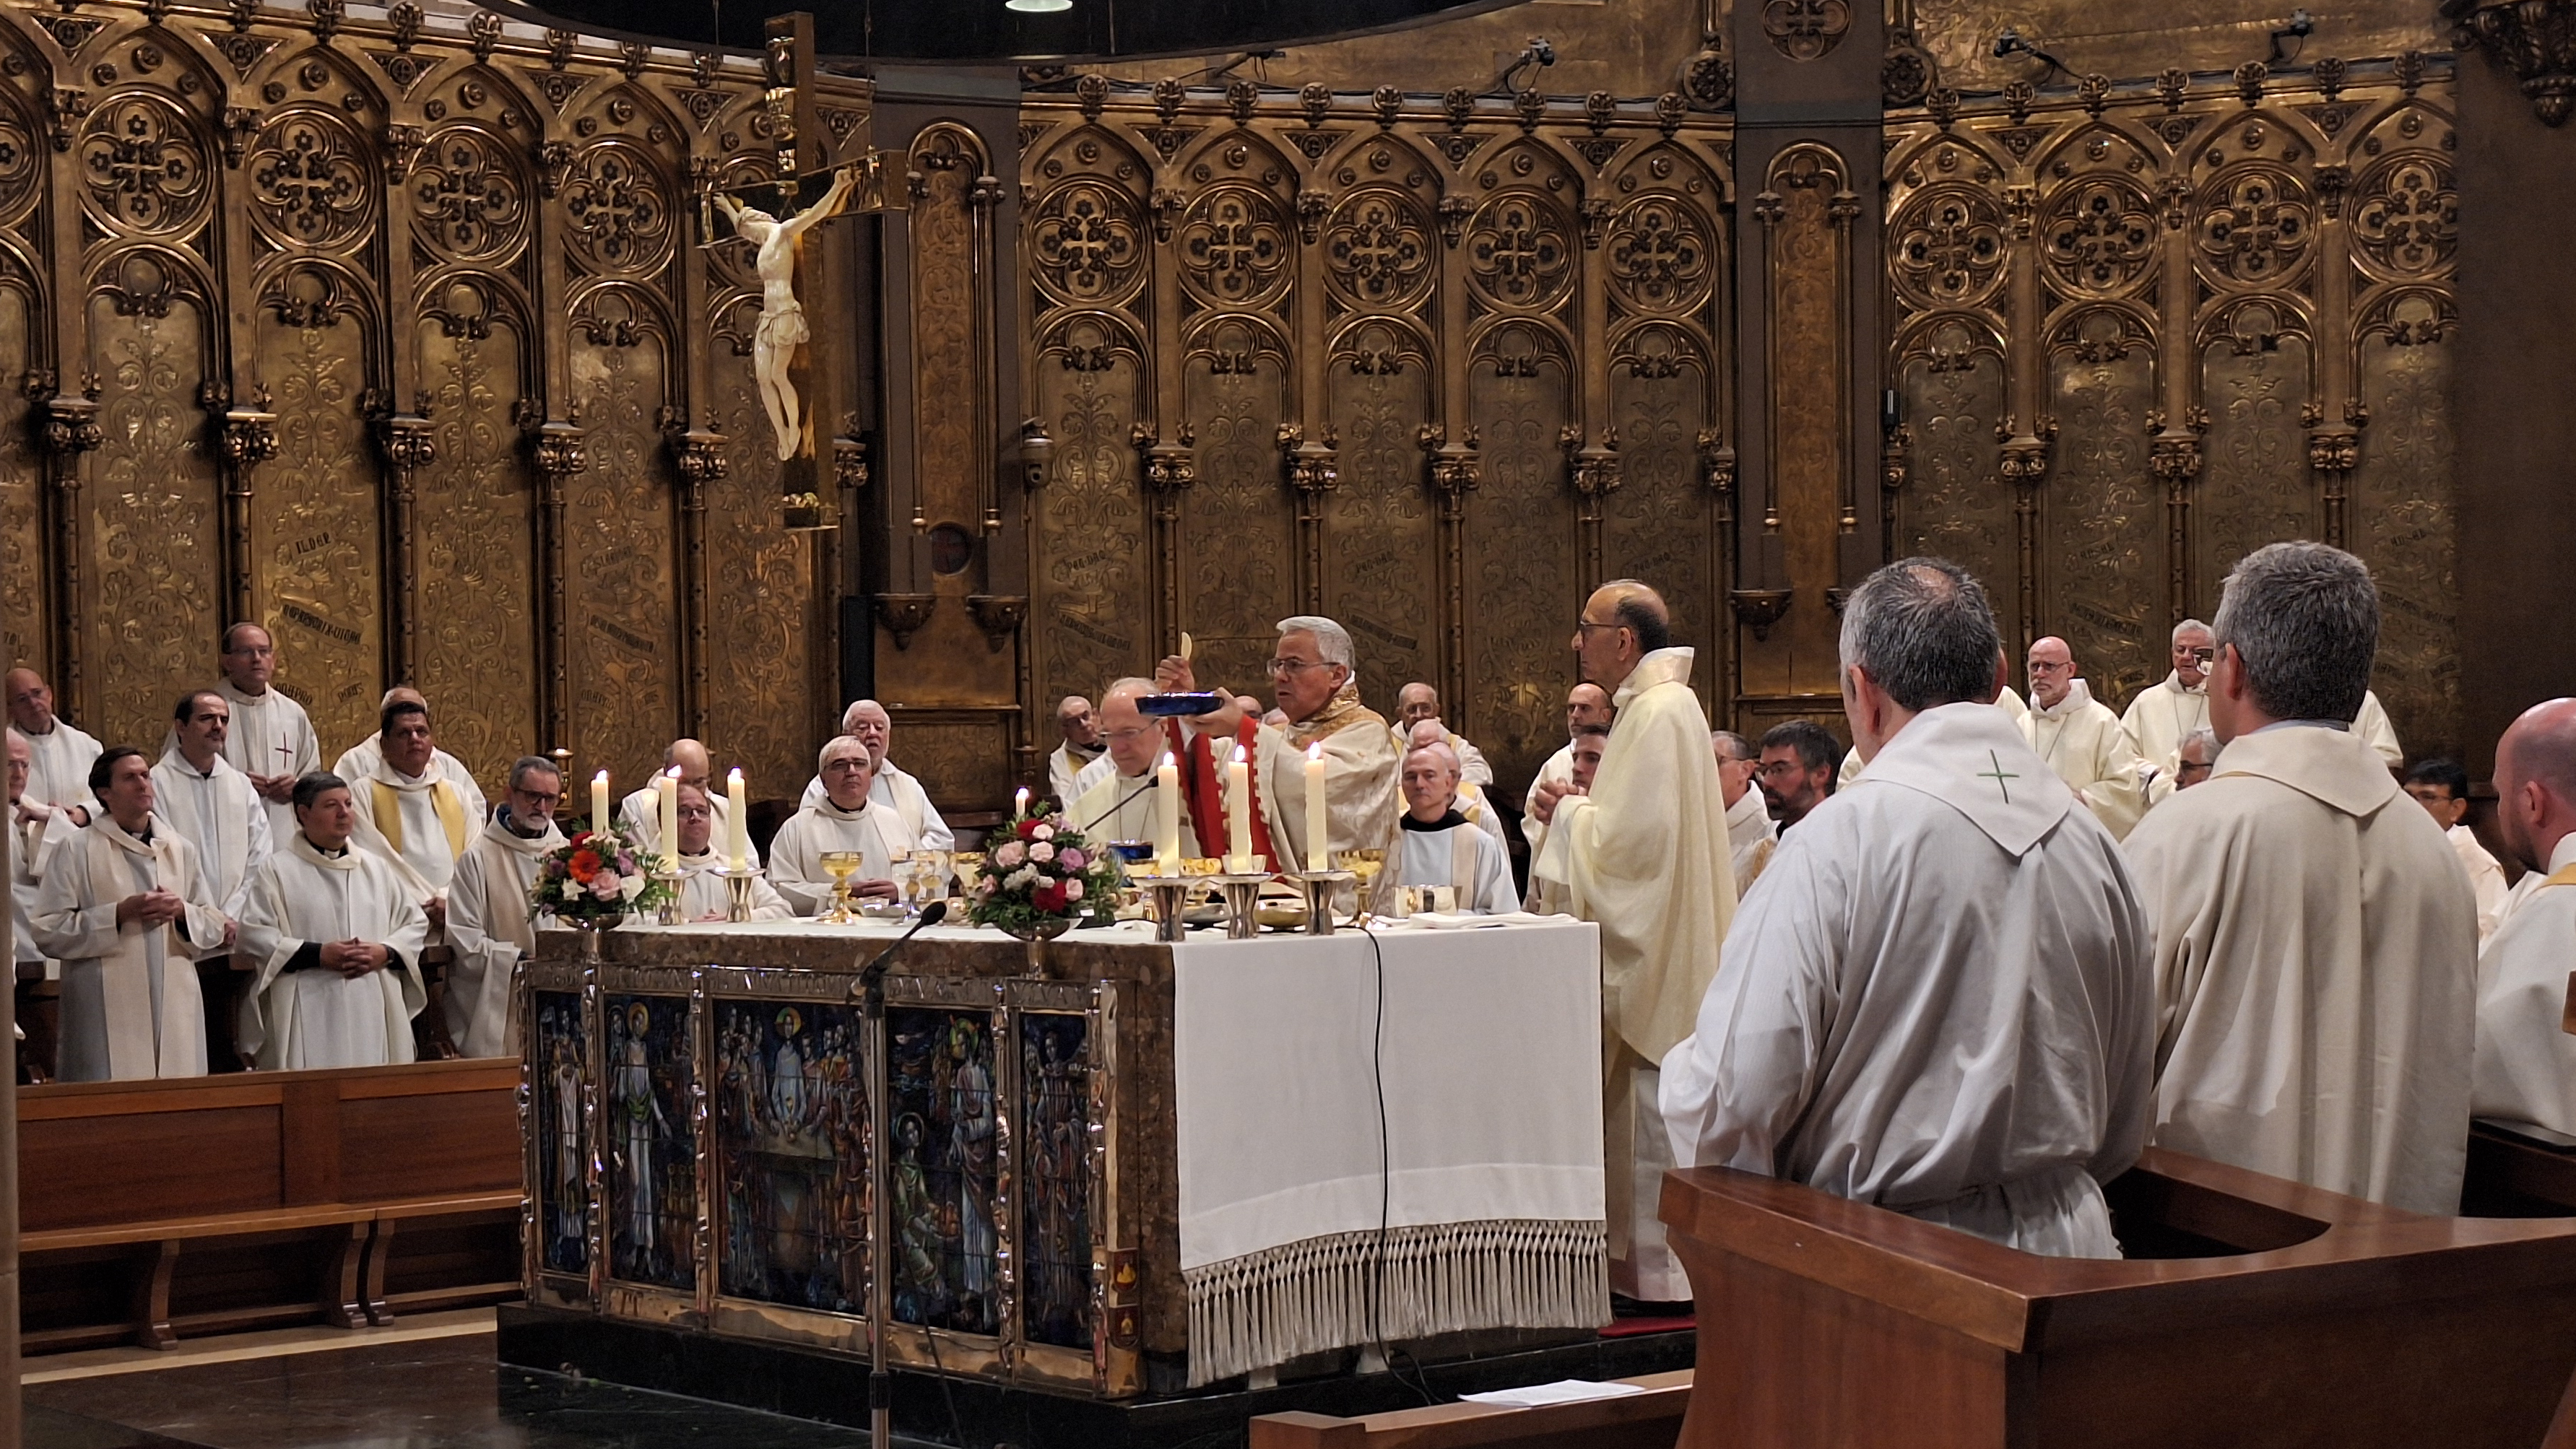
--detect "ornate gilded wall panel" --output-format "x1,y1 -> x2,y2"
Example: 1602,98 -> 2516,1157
2046,315 -> 2159,702
1761,142 -> 1855,700
1323,349 -> 1434,696
415,311 -> 537,798
2354,292 -> 2460,757
0,284 -> 41,671
706,344 -> 816,796
87,292 -> 219,749
1465,333 -> 1574,783
1896,329 -> 2012,607
254,306 -> 383,754
1179,333 -> 1293,695
909,123 -> 992,537
1031,319 -> 1147,708
1606,354 -> 1711,649
568,323 -> 679,796
2195,318 -> 2314,615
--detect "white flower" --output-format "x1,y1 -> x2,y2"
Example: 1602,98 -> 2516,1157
1029,840 -> 1055,864
1032,824 -> 1055,841
560,880 -> 584,902
618,872 -> 646,901
1006,865 -> 1041,891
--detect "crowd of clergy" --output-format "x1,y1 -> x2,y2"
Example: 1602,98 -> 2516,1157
12,534 -> 2574,1307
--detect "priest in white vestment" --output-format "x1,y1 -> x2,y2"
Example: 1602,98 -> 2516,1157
1402,720 -> 1506,853
1046,695 -> 1105,811
8,669 -> 100,822
1068,680 -> 1194,845
2123,619 -> 2214,802
445,757 -> 567,1058
2403,757 -> 2510,941
673,783 -> 794,921
1394,741 -> 1516,914
1392,683 -> 1496,786
2022,638 -> 2149,840
1758,720 -> 1841,834
9,730 -> 73,985
1712,730 -> 1776,894
332,687 -> 481,804
32,748 -> 235,1081
237,772 -> 429,1071
1842,683 -> 2026,788
797,700 -> 955,850
772,738 -> 916,915
1523,683 -> 1612,861
210,624 -> 321,839
347,698 -> 486,939
1664,560 -> 2154,1257
1525,728 -> 1605,915
2354,689 -> 2403,769
2172,728 -> 2219,792
2126,541 -> 2476,1215
1153,617 -> 1401,898
613,738 -> 752,863
1530,581 -> 1733,1302
152,690 -> 272,920
2471,700 -> 2576,1139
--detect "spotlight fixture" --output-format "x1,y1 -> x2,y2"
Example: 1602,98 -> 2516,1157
1991,27 -> 2073,82
2266,9 -> 2313,63
1005,0 -> 1072,13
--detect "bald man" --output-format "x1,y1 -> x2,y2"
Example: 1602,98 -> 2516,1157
615,738 -> 749,861
1393,740 -> 1515,915
799,700 -> 955,850
1069,679 -> 1193,844
2022,636 -> 2148,840
1530,580 -> 1733,1302
1523,682 -> 1613,861
7,667 -> 100,824
1391,683 -> 1494,786
1047,695 -> 1104,811
2473,700 -> 2576,1139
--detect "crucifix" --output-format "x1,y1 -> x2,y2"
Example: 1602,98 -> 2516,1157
699,14 -> 901,509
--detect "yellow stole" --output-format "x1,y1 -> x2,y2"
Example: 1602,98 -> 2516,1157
2544,864 -> 2576,889
371,778 -> 468,861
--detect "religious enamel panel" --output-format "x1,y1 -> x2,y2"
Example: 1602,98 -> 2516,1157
524,982 -> 594,1305
601,988 -> 698,1302
881,975 -> 1011,1375
1006,977 -> 1130,1393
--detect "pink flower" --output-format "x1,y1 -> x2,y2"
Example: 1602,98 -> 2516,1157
1032,823 -> 1055,842
1064,878 -> 1085,902
1058,848 -> 1085,871
1029,840 -> 1056,864
993,840 -> 1025,869
589,873 -> 621,901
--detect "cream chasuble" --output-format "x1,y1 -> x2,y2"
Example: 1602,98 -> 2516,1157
446,813 -> 565,1058
1049,742 -> 1104,812
1249,686 -> 1401,879
214,680 -> 319,837
12,810 -> 74,977
1521,743 -> 1577,861
21,719 -> 100,814
1724,786 -> 1777,895
236,835 -> 428,1071
2450,824 -> 2510,943
151,747 -> 271,919
1070,765 -> 1192,846
2125,723 -> 2477,1215
1532,647 -> 1733,1299
348,757 -> 485,899
2471,837 -> 2576,1139
2122,672 -> 2210,802
1662,704 -> 2154,1258
798,762 -> 955,850
770,801 -> 920,915
675,851 -> 794,921
2022,679 -> 2148,840
2354,690 -> 2403,769
1842,685 -> 2026,788
1394,815 -> 1516,914
32,814 -> 230,1081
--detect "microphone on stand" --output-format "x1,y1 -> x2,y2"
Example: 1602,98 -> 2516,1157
854,897 -> 947,1003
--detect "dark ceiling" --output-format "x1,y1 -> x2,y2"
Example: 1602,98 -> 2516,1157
492,0 -> 1530,64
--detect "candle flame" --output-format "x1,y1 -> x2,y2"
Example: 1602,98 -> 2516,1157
593,770 -> 609,783
1161,751 -> 1176,770
1232,743 -> 1248,765
666,766 -> 682,780
728,767 -> 743,784
1306,741 -> 1323,762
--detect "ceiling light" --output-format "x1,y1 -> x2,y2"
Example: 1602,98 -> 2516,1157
1006,0 -> 1072,12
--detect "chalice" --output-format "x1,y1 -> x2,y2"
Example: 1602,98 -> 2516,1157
819,850 -> 864,923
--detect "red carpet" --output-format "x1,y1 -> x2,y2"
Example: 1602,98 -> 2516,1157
1601,1313 -> 1695,1337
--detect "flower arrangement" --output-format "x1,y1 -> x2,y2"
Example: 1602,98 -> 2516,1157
966,800 -> 1124,933
527,827 -> 675,926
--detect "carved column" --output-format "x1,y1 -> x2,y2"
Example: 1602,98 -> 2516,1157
1420,424 -> 1478,715
373,407 -> 437,684
217,388 -> 279,631
529,414 -> 587,752
667,425 -> 727,739
2151,172 -> 2201,623
1700,426 -> 1740,723
35,388 -> 100,718
2307,425 -> 2361,551
1278,422 -> 1338,611
1563,425 -> 1621,593
2309,155 -> 2359,552
1997,420 -> 2052,655
1133,423 -> 1194,653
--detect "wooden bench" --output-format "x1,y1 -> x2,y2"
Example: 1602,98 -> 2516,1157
363,1191 -> 524,1326
1250,1370 -> 1691,1449
23,1204 -> 375,1352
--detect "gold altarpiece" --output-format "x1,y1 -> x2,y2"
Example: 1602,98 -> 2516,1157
0,0 -> 861,798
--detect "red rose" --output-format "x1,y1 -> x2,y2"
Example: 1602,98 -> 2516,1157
1033,880 -> 1067,913
1016,819 -> 1041,840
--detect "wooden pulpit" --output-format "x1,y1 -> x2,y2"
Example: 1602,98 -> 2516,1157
1662,1147 -> 2576,1448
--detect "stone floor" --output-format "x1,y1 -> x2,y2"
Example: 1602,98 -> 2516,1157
26,1327 -> 927,1449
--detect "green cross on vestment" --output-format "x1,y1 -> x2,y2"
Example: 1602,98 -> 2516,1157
1978,749 -> 2019,803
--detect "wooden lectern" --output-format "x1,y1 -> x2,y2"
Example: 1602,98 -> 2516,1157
1662,1147 -> 2576,1448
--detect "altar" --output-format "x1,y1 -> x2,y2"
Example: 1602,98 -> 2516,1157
512,915 -> 1610,1400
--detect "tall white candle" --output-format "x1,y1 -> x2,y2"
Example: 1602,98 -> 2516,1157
725,767 -> 749,870
1304,741 -> 1329,874
1227,744 -> 1252,872
1015,785 -> 1031,819
591,771 -> 610,835
1155,752 -> 1182,872
658,767 -> 679,866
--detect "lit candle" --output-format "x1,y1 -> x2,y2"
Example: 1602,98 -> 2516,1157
591,770 -> 610,835
1304,741 -> 1329,874
1155,752 -> 1183,873
659,767 -> 680,866
1226,743 -> 1252,873
725,767 -> 749,870
1015,785 -> 1031,820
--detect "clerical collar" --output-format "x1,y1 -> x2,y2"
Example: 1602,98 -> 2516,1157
818,796 -> 872,818
181,754 -> 218,780
499,806 -> 547,840
1065,741 -> 1103,760
303,837 -> 350,858
2251,718 -> 2349,734
1400,809 -> 1468,832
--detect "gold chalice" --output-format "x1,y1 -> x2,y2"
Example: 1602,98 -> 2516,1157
1337,848 -> 1387,921
818,850 -> 864,923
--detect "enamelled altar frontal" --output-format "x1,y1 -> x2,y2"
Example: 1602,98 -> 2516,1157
518,916 -> 1609,1398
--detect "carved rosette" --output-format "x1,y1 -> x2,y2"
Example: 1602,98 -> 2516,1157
1995,417 -> 2054,484
1764,0 -> 1852,61
37,391 -> 103,460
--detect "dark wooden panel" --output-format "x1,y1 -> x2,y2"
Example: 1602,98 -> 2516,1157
20,1105 -> 282,1231
337,1091 -> 522,1203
